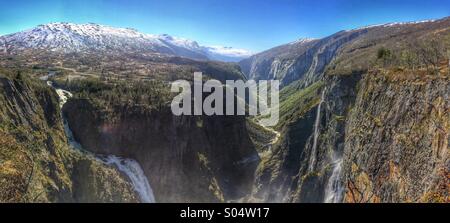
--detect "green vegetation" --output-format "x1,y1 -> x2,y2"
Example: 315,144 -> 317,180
326,24 -> 450,77
246,118 -> 277,153
375,38 -> 449,75
377,47 -> 394,67
197,152 -> 225,202
0,49 -> 245,85
56,78 -> 174,112
0,71 -> 68,202
0,71 -> 137,202
275,80 -> 324,129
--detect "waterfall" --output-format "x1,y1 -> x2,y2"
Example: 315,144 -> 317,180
102,155 -> 156,203
63,118 -> 84,150
48,80 -> 155,203
308,88 -> 326,172
324,159 -> 344,203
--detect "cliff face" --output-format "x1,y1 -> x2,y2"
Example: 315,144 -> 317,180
0,75 -> 137,202
245,18 -> 450,203
250,73 -> 361,202
239,39 -> 318,83
251,69 -> 449,203
239,30 -> 368,88
240,17 -> 450,89
291,73 -> 362,203
1,17 -> 449,203
342,71 -> 449,202
63,99 -> 258,202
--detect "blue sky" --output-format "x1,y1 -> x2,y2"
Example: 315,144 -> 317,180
0,0 -> 449,52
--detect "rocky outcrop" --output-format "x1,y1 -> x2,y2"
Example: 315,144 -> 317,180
292,73 -> 362,202
342,71 -> 449,202
240,17 -> 450,89
239,39 -> 316,86
252,69 -> 449,203
2,17 -> 450,203
250,108 -> 319,202
244,17 -> 450,203
239,30 -> 368,88
250,73 -> 362,203
63,99 -> 258,202
0,75 -> 138,203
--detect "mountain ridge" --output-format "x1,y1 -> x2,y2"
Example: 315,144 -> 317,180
0,22 -> 253,62
239,16 -> 450,87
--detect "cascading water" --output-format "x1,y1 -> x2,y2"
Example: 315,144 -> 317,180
304,86 -> 344,203
308,88 -> 326,172
47,79 -> 155,203
324,158 -> 344,203
101,155 -> 155,203
63,118 -> 83,150
50,83 -> 84,150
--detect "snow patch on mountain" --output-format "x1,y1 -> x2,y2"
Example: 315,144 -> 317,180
206,46 -> 253,57
156,34 -> 200,50
204,46 -> 253,62
289,38 -> 317,45
0,22 -> 252,62
351,19 -> 437,31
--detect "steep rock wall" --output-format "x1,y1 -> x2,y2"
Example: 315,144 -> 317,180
342,72 -> 449,202
0,75 -> 137,203
63,100 -> 259,202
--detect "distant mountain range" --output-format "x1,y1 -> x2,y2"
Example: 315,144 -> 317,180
239,17 -> 450,87
0,16 -> 449,204
0,22 -> 253,62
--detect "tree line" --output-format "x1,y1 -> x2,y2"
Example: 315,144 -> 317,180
377,36 -> 450,75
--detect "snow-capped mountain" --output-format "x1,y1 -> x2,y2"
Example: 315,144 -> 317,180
288,38 -> 317,45
203,46 -> 254,62
0,22 -> 252,62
